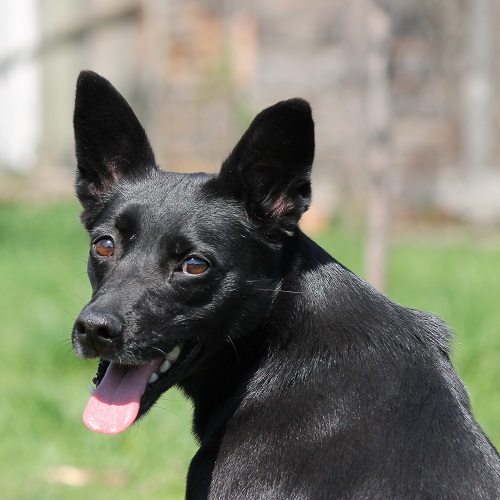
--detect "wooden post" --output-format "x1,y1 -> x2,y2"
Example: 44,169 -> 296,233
364,2 -> 392,292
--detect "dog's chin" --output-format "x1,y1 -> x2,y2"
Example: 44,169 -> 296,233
90,339 -> 202,424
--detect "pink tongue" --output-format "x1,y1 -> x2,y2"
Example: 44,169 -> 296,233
83,360 -> 161,434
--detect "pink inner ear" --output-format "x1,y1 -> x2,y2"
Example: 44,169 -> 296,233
107,160 -> 125,184
269,195 -> 294,218
88,160 -> 125,197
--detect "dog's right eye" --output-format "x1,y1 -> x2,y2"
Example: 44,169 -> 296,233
93,237 -> 115,257
181,257 -> 210,275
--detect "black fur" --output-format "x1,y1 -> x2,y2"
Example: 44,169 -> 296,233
72,70 -> 500,499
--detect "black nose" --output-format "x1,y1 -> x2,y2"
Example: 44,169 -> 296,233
74,307 -> 124,355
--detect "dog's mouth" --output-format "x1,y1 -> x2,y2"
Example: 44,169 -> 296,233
83,339 -> 201,434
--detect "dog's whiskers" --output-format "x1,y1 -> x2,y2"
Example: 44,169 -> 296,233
226,335 -> 240,365
152,346 -> 168,357
257,288 -> 303,295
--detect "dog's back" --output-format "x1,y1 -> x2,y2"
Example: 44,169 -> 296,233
72,71 -> 500,499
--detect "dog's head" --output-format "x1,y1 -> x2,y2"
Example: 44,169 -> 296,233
72,71 -> 314,434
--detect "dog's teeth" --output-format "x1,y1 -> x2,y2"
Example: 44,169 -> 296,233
159,359 -> 172,373
148,372 -> 159,384
88,384 -> 95,396
166,345 -> 182,362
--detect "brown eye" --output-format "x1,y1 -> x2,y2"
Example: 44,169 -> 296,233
94,237 -> 115,257
181,257 -> 209,275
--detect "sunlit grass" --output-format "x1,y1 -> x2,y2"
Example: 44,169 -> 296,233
0,203 -> 498,498
0,203 -> 196,499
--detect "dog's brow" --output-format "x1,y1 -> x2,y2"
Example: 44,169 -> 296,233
115,205 -> 141,236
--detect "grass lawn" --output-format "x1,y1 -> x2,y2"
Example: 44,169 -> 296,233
0,203 -> 498,499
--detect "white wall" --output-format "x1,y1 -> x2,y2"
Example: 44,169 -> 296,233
0,0 -> 40,171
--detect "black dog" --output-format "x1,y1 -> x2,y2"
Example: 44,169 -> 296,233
72,71 -> 499,498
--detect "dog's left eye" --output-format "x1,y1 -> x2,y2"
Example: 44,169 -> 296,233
181,257 -> 210,275
94,237 -> 115,257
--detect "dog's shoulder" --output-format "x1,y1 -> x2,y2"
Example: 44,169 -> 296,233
202,231 -> 500,498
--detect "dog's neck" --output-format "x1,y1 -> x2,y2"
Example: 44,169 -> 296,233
178,231 -> 335,442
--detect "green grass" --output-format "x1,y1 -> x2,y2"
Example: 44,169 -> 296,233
0,203 -> 196,499
0,203 -> 498,498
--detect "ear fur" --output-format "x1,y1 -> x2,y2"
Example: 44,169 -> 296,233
73,70 -> 156,207
217,98 -> 315,236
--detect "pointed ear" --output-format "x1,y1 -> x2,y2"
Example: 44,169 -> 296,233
73,70 -> 156,207
217,98 -> 314,235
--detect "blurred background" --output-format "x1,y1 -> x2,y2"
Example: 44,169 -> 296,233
0,1 -> 499,498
